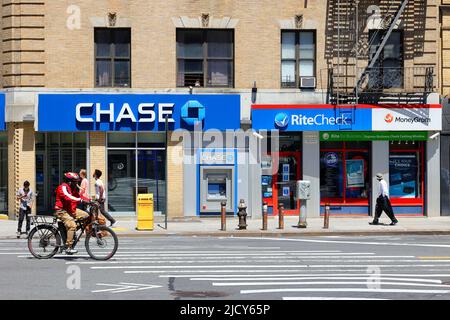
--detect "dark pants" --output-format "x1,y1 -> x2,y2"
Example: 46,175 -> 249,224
18,207 -> 31,233
99,201 -> 116,224
374,196 -> 397,223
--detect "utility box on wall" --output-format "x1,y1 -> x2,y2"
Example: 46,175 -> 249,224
296,180 -> 311,200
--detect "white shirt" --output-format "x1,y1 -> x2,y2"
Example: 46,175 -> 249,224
378,179 -> 389,198
95,179 -> 106,200
17,188 -> 33,210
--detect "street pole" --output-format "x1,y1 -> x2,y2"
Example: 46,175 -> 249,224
262,202 -> 268,230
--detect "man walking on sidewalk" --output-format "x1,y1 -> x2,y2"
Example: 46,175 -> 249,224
93,169 -> 116,227
16,181 -> 34,237
370,173 -> 398,226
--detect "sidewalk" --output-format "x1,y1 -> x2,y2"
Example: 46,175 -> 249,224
2,215 -> 450,239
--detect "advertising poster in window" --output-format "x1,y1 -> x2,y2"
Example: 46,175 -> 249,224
346,159 -> 365,188
320,152 -> 342,198
389,154 -> 418,198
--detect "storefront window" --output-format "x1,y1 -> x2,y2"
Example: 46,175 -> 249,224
107,133 -> 166,216
389,141 -> 424,200
0,133 -> 7,213
36,133 -> 87,214
320,141 -> 371,204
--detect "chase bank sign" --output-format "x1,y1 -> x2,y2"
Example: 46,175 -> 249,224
37,94 -> 240,132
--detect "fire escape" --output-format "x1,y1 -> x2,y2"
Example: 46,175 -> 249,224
326,0 -> 434,106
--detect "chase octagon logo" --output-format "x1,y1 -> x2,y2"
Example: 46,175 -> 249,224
274,112 -> 289,129
384,113 -> 394,123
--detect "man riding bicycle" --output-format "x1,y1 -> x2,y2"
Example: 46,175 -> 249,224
54,172 -> 91,254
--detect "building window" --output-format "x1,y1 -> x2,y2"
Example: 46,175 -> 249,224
35,133 -> 87,214
368,30 -> 403,89
389,141 -> 424,202
107,133 -> 166,216
320,141 -> 371,209
177,29 -> 234,88
95,28 -> 131,87
281,31 -> 316,88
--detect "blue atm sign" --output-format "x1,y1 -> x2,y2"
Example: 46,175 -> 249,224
38,94 -> 240,132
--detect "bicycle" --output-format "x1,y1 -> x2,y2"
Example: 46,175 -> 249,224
27,201 -> 119,260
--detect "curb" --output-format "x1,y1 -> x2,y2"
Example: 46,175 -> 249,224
3,230 -> 450,240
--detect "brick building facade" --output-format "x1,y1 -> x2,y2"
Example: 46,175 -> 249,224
0,0 -> 443,219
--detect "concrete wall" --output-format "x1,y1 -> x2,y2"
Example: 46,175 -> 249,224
371,141 -> 389,217
427,136 -> 441,217
302,131 -> 320,218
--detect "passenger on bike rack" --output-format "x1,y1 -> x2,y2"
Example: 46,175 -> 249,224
54,172 -> 90,254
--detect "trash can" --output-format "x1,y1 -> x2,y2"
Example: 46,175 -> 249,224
136,193 -> 154,231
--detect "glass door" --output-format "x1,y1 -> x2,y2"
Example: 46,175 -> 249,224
273,152 -> 301,215
107,150 -> 136,215
138,150 -> 166,215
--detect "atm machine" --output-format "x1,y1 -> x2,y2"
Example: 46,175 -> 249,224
198,149 -> 237,215
200,167 -> 235,214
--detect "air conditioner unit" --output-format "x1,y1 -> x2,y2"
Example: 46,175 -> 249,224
300,77 -> 316,88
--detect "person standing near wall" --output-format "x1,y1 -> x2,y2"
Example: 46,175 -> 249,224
370,173 -> 399,226
16,181 -> 34,238
93,169 -> 117,227
78,169 -> 89,211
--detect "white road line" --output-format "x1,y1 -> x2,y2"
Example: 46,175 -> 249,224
214,281 -> 450,288
90,264 -> 450,270
63,252 -> 369,256
237,237 -> 450,249
125,269 -> 450,274
241,288 -> 450,294
67,259 -> 438,265
191,277 -> 443,283
282,297 -> 390,300
62,255 -> 412,260
159,273 -> 450,278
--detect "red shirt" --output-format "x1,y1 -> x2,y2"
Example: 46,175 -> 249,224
54,183 -> 89,215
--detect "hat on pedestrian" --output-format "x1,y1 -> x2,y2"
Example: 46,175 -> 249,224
376,173 -> 383,180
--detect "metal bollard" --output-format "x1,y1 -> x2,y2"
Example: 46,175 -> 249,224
220,201 -> 227,231
278,203 -> 284,230
323,203 -> 330,229
297,200 -> 307,228
262,202 -> 268,230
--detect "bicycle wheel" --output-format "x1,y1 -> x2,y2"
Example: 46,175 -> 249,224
85,225 -> 118,261
28,225 -> 62,259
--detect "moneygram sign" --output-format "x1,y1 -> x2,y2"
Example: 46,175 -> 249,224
372,106 -> 441,131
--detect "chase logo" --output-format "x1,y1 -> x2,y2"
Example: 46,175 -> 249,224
181,100 -> 205,126
274,112 -> 289,129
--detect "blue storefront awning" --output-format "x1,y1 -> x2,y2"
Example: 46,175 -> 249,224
0,93 -> 5,131
37,93 -> 241,132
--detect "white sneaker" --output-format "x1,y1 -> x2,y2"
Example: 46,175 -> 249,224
16,231 -> 21,238
65,248 -> 78,255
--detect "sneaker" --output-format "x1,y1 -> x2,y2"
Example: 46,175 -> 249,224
369,221 -> 379,225
65,247 -> 78,255
390,220 -> 398,226
16,231 -> 21,238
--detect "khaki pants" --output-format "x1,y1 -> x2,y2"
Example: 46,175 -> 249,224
56,209 -> 89,247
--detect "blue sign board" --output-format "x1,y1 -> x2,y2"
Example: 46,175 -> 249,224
252,105 -> 372,131
0,93 -> 5,131
38,94 -> 240,131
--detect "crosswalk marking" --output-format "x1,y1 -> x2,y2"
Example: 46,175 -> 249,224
5,237 -> 450,300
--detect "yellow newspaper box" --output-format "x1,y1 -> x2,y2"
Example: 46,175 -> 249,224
136,194 -> 154,231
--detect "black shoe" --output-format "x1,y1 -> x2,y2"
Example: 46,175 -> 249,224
390,220 -> 398,226
110,219 -> 117,227
369,221 -> 379,225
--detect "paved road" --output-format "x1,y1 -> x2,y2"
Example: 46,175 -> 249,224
2,235 -> 450,300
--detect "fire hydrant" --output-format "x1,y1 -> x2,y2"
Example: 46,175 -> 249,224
237,199 -> 248,230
